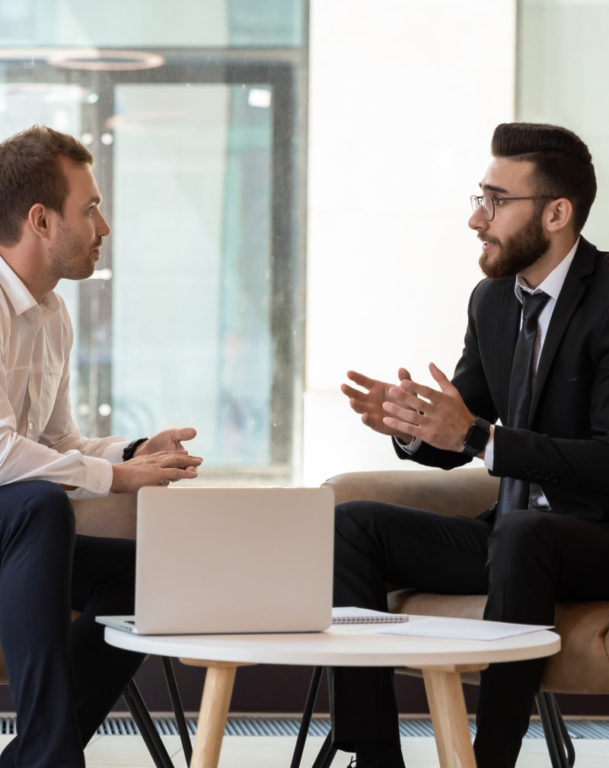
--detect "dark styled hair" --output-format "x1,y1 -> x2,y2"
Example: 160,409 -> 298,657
0,125 -> 93,246
491,122 -> 596,234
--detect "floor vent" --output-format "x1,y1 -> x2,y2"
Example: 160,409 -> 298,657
0,714 -> 606,739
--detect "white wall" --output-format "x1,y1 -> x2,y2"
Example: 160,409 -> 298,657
303,0 -> 517,485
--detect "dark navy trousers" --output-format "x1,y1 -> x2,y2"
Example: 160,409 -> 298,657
0,481 -> 143,768
331,501 -> 609,768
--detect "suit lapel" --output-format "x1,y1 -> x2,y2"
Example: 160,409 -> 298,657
529,238 -> 597,421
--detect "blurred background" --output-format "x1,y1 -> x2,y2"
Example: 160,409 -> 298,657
0,0 -> 604,486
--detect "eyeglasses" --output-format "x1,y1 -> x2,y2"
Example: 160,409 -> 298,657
470,194 -> 556,222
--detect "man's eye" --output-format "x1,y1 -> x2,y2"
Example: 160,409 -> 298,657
494,198 -> 507,207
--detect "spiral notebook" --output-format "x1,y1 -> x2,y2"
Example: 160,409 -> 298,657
332,607 -> 409,624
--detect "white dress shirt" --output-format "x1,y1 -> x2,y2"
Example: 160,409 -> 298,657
0,256 -> 127,498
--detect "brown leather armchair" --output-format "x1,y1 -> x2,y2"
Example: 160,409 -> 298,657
323,466 -> 605,768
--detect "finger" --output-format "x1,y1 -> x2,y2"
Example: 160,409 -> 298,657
341,383 -> 368,399
399,378 -> 440,404
163,465 -> 199,483
168,427 -> 197,442
349,398 -> 368,415
346,370 -> 377,389
429,362 -> 458,396
397,367 -> 411,381
387,385 -> 426,413
381,416 -> 417,440
159,453 -> 202,468
382,400 -> 420,425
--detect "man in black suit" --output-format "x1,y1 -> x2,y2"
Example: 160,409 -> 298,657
333,122 -> 609,768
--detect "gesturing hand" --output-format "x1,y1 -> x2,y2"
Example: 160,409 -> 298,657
341,368 -> 414,437
381,362 -> 476,452
133,427 -> 197,457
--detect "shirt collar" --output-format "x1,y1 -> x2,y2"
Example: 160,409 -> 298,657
0,255 -> 60,316
514,237 -> 579,303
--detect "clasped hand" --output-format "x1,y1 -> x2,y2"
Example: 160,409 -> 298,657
341,363 -> 474,452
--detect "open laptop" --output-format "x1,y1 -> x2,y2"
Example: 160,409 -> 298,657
97,485 -> 334,635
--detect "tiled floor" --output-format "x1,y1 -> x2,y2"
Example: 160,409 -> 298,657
0,733 -> 601,767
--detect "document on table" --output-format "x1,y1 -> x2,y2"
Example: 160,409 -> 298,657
378,615 -> 553,641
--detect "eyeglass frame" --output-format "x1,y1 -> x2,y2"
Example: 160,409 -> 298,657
470,194 -> 557,222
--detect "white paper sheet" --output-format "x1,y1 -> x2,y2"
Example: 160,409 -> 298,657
379,616 -> 553,641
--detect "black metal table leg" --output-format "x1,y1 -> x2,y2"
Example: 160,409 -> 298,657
536,691 -> 574,768
162,656 -> 193,766
123,679 -> 174,768
290,666 -> 324,768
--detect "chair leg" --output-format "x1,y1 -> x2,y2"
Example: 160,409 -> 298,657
536,692 -> 575,768
123,679 -> 174,768
311,731 -> 338,768
162,656 -> 193,766
290,666 -> 324,768
547,693 -> 575,767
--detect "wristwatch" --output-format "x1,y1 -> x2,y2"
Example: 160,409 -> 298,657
122,437 -> 148,462
462,417 -> 491,458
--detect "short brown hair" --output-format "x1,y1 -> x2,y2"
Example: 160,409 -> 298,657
491,122 -> 597,234
0,125 -> 93,246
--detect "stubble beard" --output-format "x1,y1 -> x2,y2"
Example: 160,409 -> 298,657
478,212 -> 550,280
49,225 -> 96,282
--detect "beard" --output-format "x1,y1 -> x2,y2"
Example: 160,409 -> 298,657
49,224 -> 98,282
478,212 -> 550,279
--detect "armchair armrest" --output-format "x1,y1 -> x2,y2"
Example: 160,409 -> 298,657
323,466 -> 499,519
72,493 -> 137,540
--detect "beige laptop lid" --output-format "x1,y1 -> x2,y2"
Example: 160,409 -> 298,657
134,486 -> 334,634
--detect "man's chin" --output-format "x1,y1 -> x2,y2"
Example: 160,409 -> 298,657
479,252 -> 507,279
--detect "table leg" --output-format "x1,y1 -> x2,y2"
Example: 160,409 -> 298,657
422,665 -> 484,768
189,663 -> 237,768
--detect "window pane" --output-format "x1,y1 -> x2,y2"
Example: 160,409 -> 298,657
112,83 -> 274,468
0,0 -> 307,484
0,0 -> 303,47
518,0 -> 609,246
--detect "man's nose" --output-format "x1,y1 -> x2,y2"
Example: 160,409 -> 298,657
468,205 -> 488,231
97,211 -> 111,237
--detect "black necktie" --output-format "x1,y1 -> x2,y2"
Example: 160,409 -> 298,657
496,291 -> 550,517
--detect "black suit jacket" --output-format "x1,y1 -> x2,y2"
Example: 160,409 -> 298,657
396,237 -> 609,522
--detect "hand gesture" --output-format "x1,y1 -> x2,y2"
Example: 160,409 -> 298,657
341,368 -> 413,437
381,363 -> 477,452
134,427 -> 197,457
111,450 -> 203,493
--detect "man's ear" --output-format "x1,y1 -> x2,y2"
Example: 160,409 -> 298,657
27,203 -> 51,239
544,197 -> 573,233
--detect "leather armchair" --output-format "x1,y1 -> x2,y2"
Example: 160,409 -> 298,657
323,466 -> 605,767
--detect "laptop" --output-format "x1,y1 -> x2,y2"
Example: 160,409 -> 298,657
97,485 -> 334,635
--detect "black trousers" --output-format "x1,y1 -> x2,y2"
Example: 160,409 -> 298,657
0,480 -> 144,768
332,500 -> 609,768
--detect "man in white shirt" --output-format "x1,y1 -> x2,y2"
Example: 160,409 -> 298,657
0,125 -> 202,767
332,123 -> 609,768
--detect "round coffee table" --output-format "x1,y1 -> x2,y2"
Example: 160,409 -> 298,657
104,621 -> 560,768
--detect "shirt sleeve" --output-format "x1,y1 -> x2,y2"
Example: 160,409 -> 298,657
394,437 -> 422,455
0,311 -> 127,497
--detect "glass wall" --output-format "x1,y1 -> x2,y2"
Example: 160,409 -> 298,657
517,0 -> 609,248
0,0 -> 308,482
